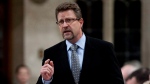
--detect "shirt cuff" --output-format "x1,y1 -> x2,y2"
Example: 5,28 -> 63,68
42,77 -> 53,84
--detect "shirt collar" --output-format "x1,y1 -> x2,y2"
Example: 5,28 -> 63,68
66,33 -> 86,51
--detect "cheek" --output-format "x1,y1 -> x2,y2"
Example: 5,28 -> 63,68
71,23 -> 80,31
18,74 -> 30,82
126,78 -> 137,84
59,27 -> 63,32
17,72 -> 30,79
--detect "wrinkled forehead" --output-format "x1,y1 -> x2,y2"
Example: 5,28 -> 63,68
57,10 -> 76,20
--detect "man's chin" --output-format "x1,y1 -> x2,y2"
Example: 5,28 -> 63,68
63,36 -> 73,40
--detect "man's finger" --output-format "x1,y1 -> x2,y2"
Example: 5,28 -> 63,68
42,67 -> 51,72
42,64 -> 53,72
42,68 -> 51,74
43,64 -> 52,68
50,61 -> 54,67
44,59 -> 50,64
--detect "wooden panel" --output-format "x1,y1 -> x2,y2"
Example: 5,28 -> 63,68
0,0 -> 12,84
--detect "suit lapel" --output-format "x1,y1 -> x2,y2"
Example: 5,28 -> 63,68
59,41 -> 76,83
80,36 -> 95,77
59,41 -> 72,71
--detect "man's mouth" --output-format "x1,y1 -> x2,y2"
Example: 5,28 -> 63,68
63,30 -> 71,33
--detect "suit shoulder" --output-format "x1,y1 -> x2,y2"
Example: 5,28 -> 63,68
87,36 -> 113,47
44,40 -> 65,52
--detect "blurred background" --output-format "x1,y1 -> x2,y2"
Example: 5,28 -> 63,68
0,0 -> 150,84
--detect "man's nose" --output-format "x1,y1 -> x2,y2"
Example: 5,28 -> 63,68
62,21 -> 68,27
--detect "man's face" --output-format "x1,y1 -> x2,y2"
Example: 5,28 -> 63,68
16,67 -> 30,83
126,77 -> 139,84
121,65 -> 136,80
57,10 -> 83,43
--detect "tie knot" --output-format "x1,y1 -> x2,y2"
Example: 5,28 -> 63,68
70,44 -> 78,51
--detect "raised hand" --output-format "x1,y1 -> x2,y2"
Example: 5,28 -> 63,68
40,59 -> 54,81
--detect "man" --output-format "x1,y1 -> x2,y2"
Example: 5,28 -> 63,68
15,64 -> 31,84
36,2 -> 124,84
125,67 -> 150,84
121,60 -> 142,81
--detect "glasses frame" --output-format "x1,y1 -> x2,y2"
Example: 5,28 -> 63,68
56,18 -> 80,26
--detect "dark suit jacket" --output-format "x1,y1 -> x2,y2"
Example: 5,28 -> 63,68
36,36 -> 124,84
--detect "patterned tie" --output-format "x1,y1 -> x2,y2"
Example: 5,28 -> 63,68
70,44 -> 80,84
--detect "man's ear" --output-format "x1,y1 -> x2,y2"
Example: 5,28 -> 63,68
79,18 -> 84,28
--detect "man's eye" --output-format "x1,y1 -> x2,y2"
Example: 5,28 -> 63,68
59,20 -> 64,24
65,19 -> 71,22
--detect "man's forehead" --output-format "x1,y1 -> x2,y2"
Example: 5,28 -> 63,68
57,10 -> 76,19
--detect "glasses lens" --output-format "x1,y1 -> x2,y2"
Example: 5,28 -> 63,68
57,18 -> 79,26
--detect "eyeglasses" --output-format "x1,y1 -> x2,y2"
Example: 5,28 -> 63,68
56,18 -> 80,26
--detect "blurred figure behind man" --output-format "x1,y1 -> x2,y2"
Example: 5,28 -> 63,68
121,60 -> 142,81
15,64 -> 31,84
126,67 -> 150,84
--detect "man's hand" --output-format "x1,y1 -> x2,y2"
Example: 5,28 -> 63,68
40,59 -> 54,81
